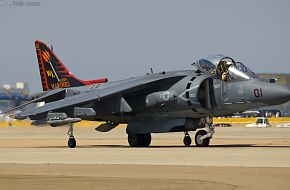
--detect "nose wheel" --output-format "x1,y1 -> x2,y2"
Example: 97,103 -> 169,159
67,123 -> 76,148
193,117 -> 214,147
195,130 -> 210,147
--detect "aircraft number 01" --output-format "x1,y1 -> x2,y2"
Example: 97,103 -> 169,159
254,88 -> 263,98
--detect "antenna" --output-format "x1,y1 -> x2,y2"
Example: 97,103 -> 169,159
50,44 -> 53,52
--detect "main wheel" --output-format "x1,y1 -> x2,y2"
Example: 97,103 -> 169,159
68,137 -> 76,148
128,134 -> 152,147
195,130 -> 210,147
140,133 -> 151,147
128,134 -> 141,147
183,135 -> 192,146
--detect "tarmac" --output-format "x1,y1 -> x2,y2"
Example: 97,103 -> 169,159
0,124 -> 289,190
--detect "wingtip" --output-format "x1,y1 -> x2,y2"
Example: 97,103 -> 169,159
9,113 -> 27,120
9,114 -> 16,119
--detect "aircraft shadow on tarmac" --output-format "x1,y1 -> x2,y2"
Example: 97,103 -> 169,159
34,144 -> 290,149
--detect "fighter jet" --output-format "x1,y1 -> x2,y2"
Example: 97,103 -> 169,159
3,40 -> 290,148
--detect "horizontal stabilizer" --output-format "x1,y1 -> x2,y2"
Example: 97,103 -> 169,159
1,89 -> 66,115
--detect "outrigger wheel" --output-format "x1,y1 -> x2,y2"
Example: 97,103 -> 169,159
68,137 -> 76,148
67,123 -> 76,148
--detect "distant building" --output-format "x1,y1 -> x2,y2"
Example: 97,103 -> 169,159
257,73 -> 290,116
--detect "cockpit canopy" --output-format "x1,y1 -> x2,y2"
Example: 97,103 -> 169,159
193,54 -> 256,82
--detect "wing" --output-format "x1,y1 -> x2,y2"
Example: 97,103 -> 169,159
14,73 -> 186,119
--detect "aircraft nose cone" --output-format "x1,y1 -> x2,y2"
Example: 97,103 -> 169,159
282,87 -> 290,101
270,85 -> 290,105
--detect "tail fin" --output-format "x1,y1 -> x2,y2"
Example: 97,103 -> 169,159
35,40 -> 108,91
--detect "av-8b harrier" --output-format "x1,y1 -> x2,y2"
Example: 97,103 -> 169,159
4,40 -> 290,148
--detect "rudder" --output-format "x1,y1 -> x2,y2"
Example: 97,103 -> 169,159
35,40 -> 108,91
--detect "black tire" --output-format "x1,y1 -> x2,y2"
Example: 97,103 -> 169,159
68,137 -> 76,148
183,135 -> 192,146
128,134 -> 152,147
140,133 -> 151,147
128,134 -> 140,147
195,130 -> 210,147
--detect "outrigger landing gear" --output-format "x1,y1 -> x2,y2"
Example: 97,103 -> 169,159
195,117 -> 215,147
67,123 -> 76,148
183,132 -> 192,147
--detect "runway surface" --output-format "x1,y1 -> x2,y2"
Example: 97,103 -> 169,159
0,125 -> 289,189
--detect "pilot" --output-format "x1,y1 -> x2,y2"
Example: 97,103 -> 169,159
221,71 -> 228,81
219,61 -> 232,82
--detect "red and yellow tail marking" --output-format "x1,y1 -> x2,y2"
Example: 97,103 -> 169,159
46,70 -> 56,78
42,50 -> 51,62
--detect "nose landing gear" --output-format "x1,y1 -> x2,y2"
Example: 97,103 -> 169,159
195,119 -> 215,147
195,130 -> 210,147
183,117 -> 215,147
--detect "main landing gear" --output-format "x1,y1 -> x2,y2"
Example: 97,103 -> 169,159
128,133 -> 151,147
67,123 -> 76,148
183,132 -> 192,146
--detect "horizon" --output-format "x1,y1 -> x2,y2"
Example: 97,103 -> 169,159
1,0 -> 289,92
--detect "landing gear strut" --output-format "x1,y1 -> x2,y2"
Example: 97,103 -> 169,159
67,123 -> 76,148
195,117 -> 215,147
195,130 -> 210,147
183,132 -> 192,146
128,133 -> 151,147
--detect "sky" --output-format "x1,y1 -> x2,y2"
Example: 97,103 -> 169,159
0,0 -> 289,92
